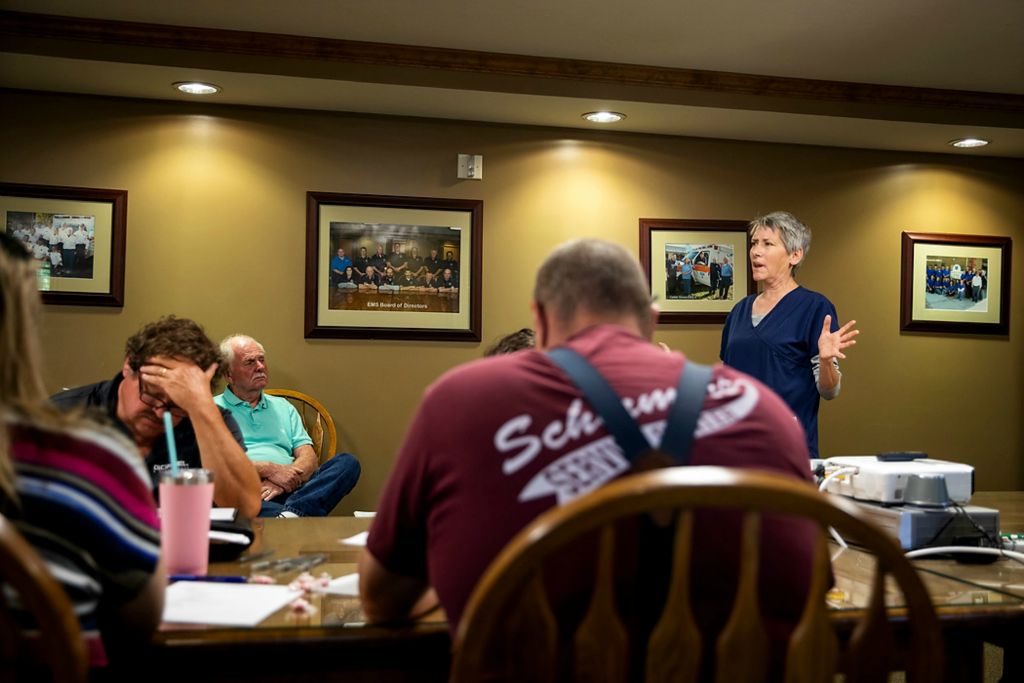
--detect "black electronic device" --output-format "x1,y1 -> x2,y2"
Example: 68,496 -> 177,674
876,451 -> 928,462
209,516 -> 254,562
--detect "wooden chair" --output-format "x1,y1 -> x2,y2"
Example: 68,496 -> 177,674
0,512 -> 88,683
266,389 -> 338,465
450,466 -> 942,683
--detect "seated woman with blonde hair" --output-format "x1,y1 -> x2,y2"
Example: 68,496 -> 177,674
0,232 -> 164,669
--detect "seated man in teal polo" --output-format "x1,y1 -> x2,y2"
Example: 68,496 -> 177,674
214,334 -> 361,517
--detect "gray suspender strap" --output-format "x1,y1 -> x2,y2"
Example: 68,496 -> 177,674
660,359 -> 713,464
547,347 -> 649,461
546,347 -> 712,465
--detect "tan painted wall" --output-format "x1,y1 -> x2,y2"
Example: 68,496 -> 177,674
3,91 -> 1022,511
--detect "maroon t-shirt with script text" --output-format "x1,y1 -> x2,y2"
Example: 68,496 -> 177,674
368,324 -> 814,634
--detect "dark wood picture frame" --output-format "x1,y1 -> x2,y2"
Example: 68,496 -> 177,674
900,231 -> 1011,335
639,218 -> 755,324
305,192 -> 483,341
1,182 -> 127,306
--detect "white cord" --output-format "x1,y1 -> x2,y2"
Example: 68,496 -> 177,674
828,525 -> 848,549
905,546 -> 1024,563
819,466 -> 858,549
818,466 -> 858,492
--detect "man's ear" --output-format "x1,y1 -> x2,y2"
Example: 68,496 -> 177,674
530,300 -> 549,350
121,357 -> 133,378
645,304 -> 660,340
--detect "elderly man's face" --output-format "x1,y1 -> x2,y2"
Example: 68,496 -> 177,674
337,248 -> 345,257
227,341 -> 268,395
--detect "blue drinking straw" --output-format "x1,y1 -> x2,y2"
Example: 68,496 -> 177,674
163,410 -> 180,476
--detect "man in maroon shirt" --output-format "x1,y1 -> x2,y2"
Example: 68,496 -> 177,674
360,238 -> 816,636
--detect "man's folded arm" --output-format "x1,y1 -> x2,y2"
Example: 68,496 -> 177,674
358,549 -> 429,623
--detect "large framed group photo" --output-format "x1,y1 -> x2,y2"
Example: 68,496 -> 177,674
305,192 -> 483,340
1,182 -> 127,306
639,218 -> 755,323
900,231 -> 1011,335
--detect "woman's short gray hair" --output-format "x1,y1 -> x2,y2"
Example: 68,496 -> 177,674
749,211 -> 812,273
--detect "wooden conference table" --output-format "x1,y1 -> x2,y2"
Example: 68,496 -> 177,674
142,492 -> 1024,683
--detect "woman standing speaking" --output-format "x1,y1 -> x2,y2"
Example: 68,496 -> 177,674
720,212 -> 859,459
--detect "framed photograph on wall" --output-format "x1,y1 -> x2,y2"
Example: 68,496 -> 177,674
1,182 -> 127,306
639,218 -> 754,324
305,192 -> 483,341
900,232 -> 1011,335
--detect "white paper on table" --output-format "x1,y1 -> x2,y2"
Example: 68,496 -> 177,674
163,582 -> 298,626
208,530 -> 251,545
317,572 -> 360,596
340,531 -> 368,546
353,510 -> 376,518
210,507 -> 238,521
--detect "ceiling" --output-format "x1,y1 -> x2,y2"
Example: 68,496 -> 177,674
1,0 -> 1022,157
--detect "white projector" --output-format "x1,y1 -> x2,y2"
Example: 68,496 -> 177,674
823,455 -> 974,505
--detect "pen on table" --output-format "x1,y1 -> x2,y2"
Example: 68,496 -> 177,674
286,552 -> 328,573
238,549 -> 274,564
251,553 -> 328,573
170,574 -> 249,583
249,556 -> 285,571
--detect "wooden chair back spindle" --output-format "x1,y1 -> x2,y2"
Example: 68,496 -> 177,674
573,525 -> 629,682
645,510 -> 700,683
845,568 -> 896,683
782,534 -> 839,683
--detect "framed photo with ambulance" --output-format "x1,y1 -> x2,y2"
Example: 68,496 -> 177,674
639,218 -> 754,324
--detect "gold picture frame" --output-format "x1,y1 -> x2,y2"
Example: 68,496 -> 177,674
900,231 -> 1011,335
639,218 -> 754,323
1,182 -> 127,307
305,192 -> 483,341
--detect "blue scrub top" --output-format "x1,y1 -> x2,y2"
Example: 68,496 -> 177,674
720,286 -> 838,458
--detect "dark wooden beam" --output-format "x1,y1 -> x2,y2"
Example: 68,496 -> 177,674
1,10 -> 1021,127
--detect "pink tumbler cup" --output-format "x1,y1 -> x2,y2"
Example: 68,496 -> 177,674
159,468 -> 215,575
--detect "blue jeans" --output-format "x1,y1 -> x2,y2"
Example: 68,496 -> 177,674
259,453 -> 361,517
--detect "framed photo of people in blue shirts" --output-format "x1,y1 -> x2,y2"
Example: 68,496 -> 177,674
305,192 -> 482,341
1,182 -> 127,307
639,218 -> 756,323
900,231 -> 1011,336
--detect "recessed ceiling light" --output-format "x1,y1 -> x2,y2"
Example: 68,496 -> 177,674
949,138 -> 989,148
582,111 -> 626,123
174,81 -> 221,95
